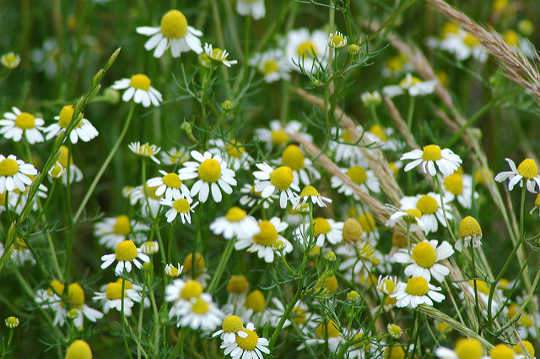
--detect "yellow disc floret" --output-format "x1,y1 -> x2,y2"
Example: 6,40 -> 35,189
113,215 -> 131,236
405,276 -> 429,296
347,166 -> 367,185
191,297 -> 210,314
454,338 -> 483,359
444,173 -> 463,195
173,198 -> 190,213
160,10 -> 188,39
162,173 -> 182,188
130,74 -> 151,91
262,59 -> 279,75
517,158 -> 538,179
15,112 -> 36,130
227,275 -> 249,294
313,217 -> 331,236
343,218 -> 363,242
369,124 -> 388,141
270,166 -> 294,190
0,158 -> 19,176
65,339 -> 93,359
245,290 -> 266,312
513,340 -> 535,357
222,315 -> 244,333
271,129 -> 289,146
412,241 -> 437,268
281,145 -> 305,170
198,159 -> 222,182
459,216 -> 482,238
300,185 -> 319,197
67,283 -> 85,309
236,329 -> 259,350
59,105 -> 75,128
180,280 -> 203,300
416,195 -> 438,214
489,344 -> 514,359
225,207 -> 247,222
297,41 -> 316,57
422,144 -> 442,161
114,240 -> 138,261
315,320 -> 340,338
253,221 -> 278,246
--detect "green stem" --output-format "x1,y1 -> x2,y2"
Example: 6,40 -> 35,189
207,239 -> 235,293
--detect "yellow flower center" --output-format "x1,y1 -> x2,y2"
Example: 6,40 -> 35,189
292,306 -> 307,324
270,129 -> 289,146
313,217 -> 331,236
281,145 -> 305,170
225,142 -> 245,158
469,280 -> 490,295
160,9 -> 188,39
49,279 -> 65,297
65,340 -> 92,359
130,74 -> 151,91
459,216 -> 482,238
183,253 -> 205,273
315,320 -> 340,339
0,192 -> 5,205
442,22 -> 460,37
517,158 -> 538,179
105,282 -> 125,300
405,276 -> 429,296
463,33 -> 480,47
227,275 -> 249,294
411,241 -> 437,268
191,297 -> 210,314
112,215 -> 131,235
210,48 -> 225,61
262,59 -> 279,75
58,145 -> 72,167
490,344 -> 514,359
297,40 -> 316,57
0,158 -> 19,176
422,144 -> 442,161
324,275 -> 339,293
270,166 -> 294,190
144,184 -> 161,200
416,195 -> 438,214
245,290 -> 266,312
513,340 -> 535,357
236,329 -> 259,350
369,124 -> 388,141
503,30 -> 519,47
138,143 -> 156,156
405,208 -> 422,218
225,206 -> 247,222
222,315 -> 244,333
444,173 -> 463,195
253,221 -> 278,246
58,105 -> 75,128
347,166 -> 367,185
300,185 -> 319,197
67,283 -> 85,309
454,338 -> 483,359
342,218 -> 363,242
15,112 -> 36,130
385,346 -> 405,359
198,159 -> 222,182
180,280 -> 203,300
163,173 -> 182,188
114,240 -> 138,261
329,33 -> 346,48
381,278 -> 396,294
172,198 -> 191,213
358,212 -> 376,233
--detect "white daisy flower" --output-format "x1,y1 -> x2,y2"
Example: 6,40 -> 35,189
236,0 -> 265,20
297,185 -> 332,208
160,147 -> 189,166
235,217 -> 293,263
293,217 -> 343,247
383,73 -> 437,98
331,165 -> 380,198
495,158 -> 540,193
239,183 -> 276,209
128,142 -> 161,164
203,43 -> 238,67
329,127 -> 367,165
429,23 -> 488,63
300,320 -> 343,352
94,215 -> 149,249
160,195 -> 198,224
146,169 -> 190,200
255,120 -> 311,150
398,193 -> 453,234
392,240 -> 454,282
249,49 -> 290,83
1,239 -> 35,266
267,298 -> 318,333
253,163 -> 299,208
392,276 -> 445,308
0,107 -> 45,143
220,322 -> 270,359
460,279 -> 501,313
443,172 -> 477,208
385,207 -> 425,232
136,9 -> 202,58
456,216 -> 483,251
179,151 -> 237,203
47,145 -> 83,185
286,28 -> 328,73
208,139 -> 253,171
93,279 -> 145,316
504,30 -> 535,58
277,144 -> 320,186
100,240 -> 150,276
125,184 -> 162,218
165,263 -> 184,278
112,74 -> 163,107
210,206 -> 259,240
401,144 -> 462,177
435,338 -> 484,359
365,124 -> 402,152
0,154 -> 37,193
212,315 -> 249,344
222,289 -> 271,326
45,105 -> 98,143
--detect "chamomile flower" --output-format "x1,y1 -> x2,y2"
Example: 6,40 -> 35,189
136,9 -> 202,57
126,184 -> 162,217
507,303 -> 539,339
1,238 -> 35,266
328,31 -> 348,49
128,142 -> 161,164
93,279 -> 144,316
401,144 -> 462,177
48,145 -> 83,185
0,52 -> 20,69
100,240 -> 150,276
249,50 -> 290,83
383,54 -> 413,77
530,194 -> 540,216
220,322 -> 270,359
361,91 -> 382,107
377,276 -> 399,309
160,147 -> 189,166
160,195 -> 198,224
443,172 -> 477,208
267,299 -> 318,332
255,120 -> 311,150
461,279 -> 501,312
301,320 -> 343,352
0,107 -> 45,143
297,185 -> 332,207
239,183 -> 276,209
223,289 -> 271,325
383,73 -> 437,97
435,338 -> 484,359
329,126 -> 367,165
213,315 -> 249,344
165,263 -> 184,278
112,74 -> 163,107
236,0 -> 265,20
203,43 -> 238,67
208,139 -> 253,171
385,207 -> 424,232
456,215 -> 483,251
392,276 -> 445,308
365,124 -> 402,151
210,207 -> 259,240
286,28 -> 328,73
398,193 -> 453,233
0,154 -> 37,193
278,144 -> 320,186
235,217 -> 293,263
253,163 -> 300,208
331,165 -> 381,197
45,105 -> 98,143
294,217 -> 343,247
392,240 -> 454,281
503,29 -> 535,58
180,151 -> 237,203
94,215 -> 149,249
429,23 -> 487,62
146,169 -> 190,200
495,158 -> 540,193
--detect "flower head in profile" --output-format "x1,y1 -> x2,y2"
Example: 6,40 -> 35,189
328,31 -> 348,49
383,73 -> 437,97
203,43 -> 238,67
401,144 -> 462,177
128,142 -> 161,164
298,185 -> 332,208
0,107 -> 45,144
112,74 -> 162,107
136,9 -> 202,57
1,52 -> 20,69
331,165 -> 380,198
236,0 -> 266,20
45,105 -> 98,143
495,158 -> 540,193
94,215 -> 149,249
456,216 -> 483,251
100,240 -> 150,276
255,120 -> 310,150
